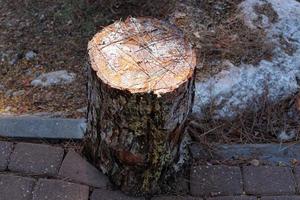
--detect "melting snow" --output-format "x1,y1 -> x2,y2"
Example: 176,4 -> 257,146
31,70 -> 76,87
193,0 -> 300,118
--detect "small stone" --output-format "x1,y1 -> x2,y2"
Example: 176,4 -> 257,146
0,52 -> 9,62
8,53 -> 22,65
5,89 -> 13,97
4,106 -> 12,112
174,11 -> 187,19
250,159 -> 260,166
25,51 -> 37,60
31,70 -> 76,87
77,107 -> 87,113
0,84 -> 4,92
12,90 -> 25,97
39,14 -> 45,21
193,32 -> 201,39
25,69 -> 33,76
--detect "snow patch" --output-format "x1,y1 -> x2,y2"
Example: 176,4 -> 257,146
193,0 -> 300,118
25,50 -> 37,61
277,130 -> 296,141
31,70 -> 76,87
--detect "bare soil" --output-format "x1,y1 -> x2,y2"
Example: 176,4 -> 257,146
188,94 -> 300,145
0,0 -> 174,118
171,0 -> 274,80
1,0 -> 299,145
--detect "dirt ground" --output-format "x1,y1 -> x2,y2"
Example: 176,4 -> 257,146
0,0 -> 272,117
1,0 -> 299,144
0,0 -> 174,118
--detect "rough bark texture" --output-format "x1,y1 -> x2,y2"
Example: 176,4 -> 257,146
84,17 -> 196,196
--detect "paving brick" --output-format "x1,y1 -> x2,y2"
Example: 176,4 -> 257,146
90,188 -> 145,200
261,196 -> 300,200
8,142 -> 64,176
58,150 -> 108,188
174,176 -> 190,194
190,165 -> 243,197
32,179 -> 89,200
207,196 -> 257,200
243,166 -> 295,195
293,166 -> 300,192
0,174 -> 36,200
0,141 -> 13,170
152,196 -> 202,200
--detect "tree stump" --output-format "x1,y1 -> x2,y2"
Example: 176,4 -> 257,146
85,17 -> 196,195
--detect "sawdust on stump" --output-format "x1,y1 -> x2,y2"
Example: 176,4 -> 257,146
85,17 -> 196,195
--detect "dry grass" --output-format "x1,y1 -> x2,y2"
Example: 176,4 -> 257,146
188,91 -> 300,146
85,0 -> 176,18
172,0 -> 274,80
196,16 -> 274,80
182,1 -> 299,146
0,0 -> 176,117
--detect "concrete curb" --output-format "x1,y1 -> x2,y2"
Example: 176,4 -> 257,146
0,116 -> 86,139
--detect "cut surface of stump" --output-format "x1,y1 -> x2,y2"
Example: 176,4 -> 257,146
85,17 -> 196,196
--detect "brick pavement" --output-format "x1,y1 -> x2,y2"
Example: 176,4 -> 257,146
2,140 -> 300,200
190,165 -> 243,196
8,142 -> 64,176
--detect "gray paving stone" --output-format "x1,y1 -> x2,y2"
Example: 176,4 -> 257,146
0,174 -> 36,200
0,116 -> 85,139
90,188 -> 145,200
190,165 -> 243,197
243,166 -> 295,195
293,166 -> 300,192
207,196 -> 257,200
0,141 -> 13,170
32,179 -> 89,200
9,142 -> 64,176
174,177 -> 189,194
191,144 -> 300,166
152,196 -> 202,200
261,196 -> 300,200
58,150 -> 108,188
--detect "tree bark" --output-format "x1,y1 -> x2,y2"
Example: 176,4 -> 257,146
85,17 -> 196,196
